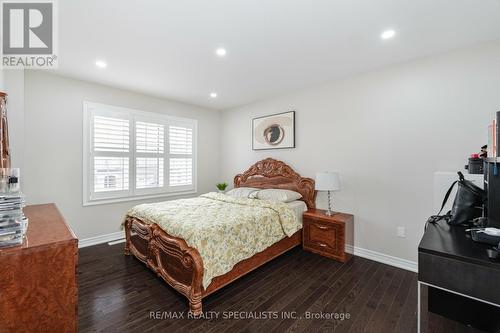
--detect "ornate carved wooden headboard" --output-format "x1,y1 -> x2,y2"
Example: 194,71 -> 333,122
233,158 -> 316,209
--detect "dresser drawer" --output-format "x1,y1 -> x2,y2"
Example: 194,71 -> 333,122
303,219 -> 344,259
419,251 -> 500,305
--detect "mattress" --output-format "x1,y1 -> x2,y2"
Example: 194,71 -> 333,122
286,200 -> 308,224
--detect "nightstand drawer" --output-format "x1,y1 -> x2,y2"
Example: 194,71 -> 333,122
303,219 -> 343,257
302,209 -> 353,262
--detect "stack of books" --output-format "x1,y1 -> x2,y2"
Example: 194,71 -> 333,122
488,119 -> 497,159
0,194 -> 28,247
0,168 -> 27,248
488,111 -> 500,160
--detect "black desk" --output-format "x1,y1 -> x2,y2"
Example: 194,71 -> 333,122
418,221 -> 500,332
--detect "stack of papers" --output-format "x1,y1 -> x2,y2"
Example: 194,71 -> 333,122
0,194 -> 28,247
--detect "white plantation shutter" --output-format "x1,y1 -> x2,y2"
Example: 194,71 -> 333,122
93,157 -> 129,192
136,121 -> 164,154
169,125 -> 193,187
136,157 -> 164,188
135,121 -> 165,189
84,102 -> 196,205
93,116 -> 129,152
169,158 -> 192,186
169,126 -> 192,154
91,114 -> 130,196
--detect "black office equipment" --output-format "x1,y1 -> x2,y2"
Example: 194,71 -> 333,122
466,156 -> 484,174
487,247 -> 500,260
418,221 -> 500,332
470,229 -> 500,245
485,158 -> 500,228
497,111 -> 500,157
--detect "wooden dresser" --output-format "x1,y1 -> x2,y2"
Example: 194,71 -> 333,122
0,204 -> 78,333
303,209 -> 354,262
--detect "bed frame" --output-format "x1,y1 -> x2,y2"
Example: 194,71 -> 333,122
124,158 -> 316,315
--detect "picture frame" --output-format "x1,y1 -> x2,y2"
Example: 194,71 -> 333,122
252,111 -> 295,150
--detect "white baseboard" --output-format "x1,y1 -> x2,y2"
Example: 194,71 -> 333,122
78,231 -> 124,248
108,238 -> 126,246
346,245 -> 418,272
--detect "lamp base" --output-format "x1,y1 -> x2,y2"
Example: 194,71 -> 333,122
324,210 -> 337,216
325,191 -> 337,216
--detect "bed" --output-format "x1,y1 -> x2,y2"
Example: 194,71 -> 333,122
124,158 -> 316,315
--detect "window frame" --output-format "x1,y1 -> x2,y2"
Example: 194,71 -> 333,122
83,101 -> 197,206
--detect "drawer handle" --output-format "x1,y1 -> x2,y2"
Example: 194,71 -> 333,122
318,242 -> 327,247
317,225 -> 329,230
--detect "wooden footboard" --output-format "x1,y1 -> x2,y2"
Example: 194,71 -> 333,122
124,216 -> 204,314
124,216 -> 302,315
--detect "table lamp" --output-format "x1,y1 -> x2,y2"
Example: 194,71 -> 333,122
315,171 -> 341,216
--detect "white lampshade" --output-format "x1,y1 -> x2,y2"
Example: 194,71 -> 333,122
315,172 -> 341,191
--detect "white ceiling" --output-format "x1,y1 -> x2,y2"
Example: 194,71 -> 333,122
55,0 -> 500,110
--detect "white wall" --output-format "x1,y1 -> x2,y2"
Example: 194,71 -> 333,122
23,71 -> 221,239
0,70 -> 4,91
221,41 -> 500,263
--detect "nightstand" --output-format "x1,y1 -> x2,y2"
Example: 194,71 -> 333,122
302,209 -> 354,262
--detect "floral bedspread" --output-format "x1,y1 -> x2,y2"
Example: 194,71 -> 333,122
125,192 -> 301,289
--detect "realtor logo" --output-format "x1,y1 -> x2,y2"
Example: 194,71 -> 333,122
1,0 -> 57,68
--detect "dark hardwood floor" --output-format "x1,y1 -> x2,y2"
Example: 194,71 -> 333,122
78,243 -> 482,333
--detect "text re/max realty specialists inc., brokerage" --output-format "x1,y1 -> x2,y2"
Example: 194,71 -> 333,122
149,310 -> 351,321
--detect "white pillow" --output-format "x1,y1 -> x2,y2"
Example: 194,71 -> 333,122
254,189 -> 302,203
225,187 -> 260,198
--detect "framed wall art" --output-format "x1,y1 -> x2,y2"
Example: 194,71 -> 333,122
252,111 -> 295,150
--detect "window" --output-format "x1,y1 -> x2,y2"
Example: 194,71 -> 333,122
83,102 -> 197,205
169,126 -> 193,186
135,121 -> 164,190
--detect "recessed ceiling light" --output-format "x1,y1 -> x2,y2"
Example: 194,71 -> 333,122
381,29 -> 396,40
95,60 -> 107,68
215,48 -> 227,57
210,92 -> 218,98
